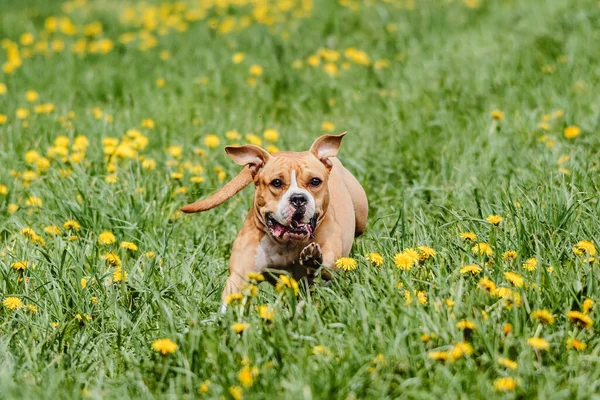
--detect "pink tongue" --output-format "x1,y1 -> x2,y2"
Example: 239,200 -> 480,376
272,224 -> 287,237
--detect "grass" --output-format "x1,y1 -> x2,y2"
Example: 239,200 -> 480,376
1,0 -> 600,398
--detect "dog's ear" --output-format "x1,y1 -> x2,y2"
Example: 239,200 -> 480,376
309,132 -> 346,169
225,145 -> 271,174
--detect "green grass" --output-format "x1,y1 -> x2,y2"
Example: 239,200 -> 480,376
1,0 -> 600,398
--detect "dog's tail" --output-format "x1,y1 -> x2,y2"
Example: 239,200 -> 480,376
180,166 -> 253,213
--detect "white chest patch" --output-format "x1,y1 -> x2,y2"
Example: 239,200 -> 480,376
254,236 -> 302,271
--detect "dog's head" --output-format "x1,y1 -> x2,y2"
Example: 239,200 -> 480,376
226,133 -> 345,242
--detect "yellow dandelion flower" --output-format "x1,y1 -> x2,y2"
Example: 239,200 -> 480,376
504,271 -> 524,287
198,380 -> 210,394
530,309 -> 555,325
258,305 -> 274,321
335,257 -> 357,271
231,322 -> 250,334
479,277 -> 496,292
112,267 -> 128,283
503,323 -> 513,335
564,125 -> 580,139
583,298 -> 593,314
573,240 -> 596,257
490,110 -> 505,120
63,220 -> 80,231
528,337 -> 550,350
312,345 -> 332,356
232,52 -> 244,64
418,246 -> 436,261
98,231 -> 116,245
394,251 -> 417,271
486,215 -> 502,225
566,311 -> 593,329
120,241 -> 138,251
226,293 -> 244,305
502,250 -> 517,260
566,338 -> 586,351
263,129 -> 279,142
3,297 -> 23,310
472,242 -> 492,256
460,264 -> 482,275
365,252 -> 384,266
204,134 -> 220,148
497,357 -> 518,370
238,365 -> 258,388
152,338 -> 178,355
456,320 -> 475,330
249,65 -> 263,77
428,351 -> 448,361
11,261 -> 29,271
522,257 -> 537,271
101,252 -> 121,266
321,121 -> 335,132
229,386 -> 243,400
493,377 -> 518,391
245,134 -> 262,146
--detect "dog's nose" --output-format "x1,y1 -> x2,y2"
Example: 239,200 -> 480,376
290,193 -> 308,208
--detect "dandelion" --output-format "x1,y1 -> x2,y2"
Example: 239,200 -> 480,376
490,110 -> 505,120
3,297 -> 23,310
249,65 -> 263,76
263,129 -> 279,142
460,232 -> 476,241
112,267 -> 128,283
528,337 -> 549,350
365,252 -> 384,266
566,338 -> 586,351
573,240 -> 596,257
502,250 -> 517,260
321,122 -> 335,132
530,309 -> 555,325
479,277 -> 496,292
232,322 -> 250,334
564,125 -> 580,139
198,380 -> 210,394
486,215 -> 502,225
497,358 -> 518,370
428,351 -> 448,361
522,257 -> 537,271
229,386 -> 243,400
493,377 -> 518,391
456,320 -> 475,330
26,304 -> 38,313
204,134 -> 220,148
503,324 -> 512,335
101,252 -> 121,266
247,272 -> 264,282
98,231 -> 116,245
152,338 -> 178,355
245,134 -> 262,146
583,298 -> 593,314
258,305 -> 274,321
81,277 -> 88,289
418,246 -> 436,261
460,264 -> 482,275
44,225 -> 61,235
226,293 -> 244,305
312,345 -> 332,356
393,252 -> 415,271
335,257 -> 357,271
11,261 -> 30,271
276,275 -> 299,295
232,52 -> 245,64
472,242 -> 492,257
120,241 -> 138,251
566,311 -> 593,328
504,271 -> 524,287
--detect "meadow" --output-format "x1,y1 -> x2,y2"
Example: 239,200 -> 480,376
1,0 -> 600,398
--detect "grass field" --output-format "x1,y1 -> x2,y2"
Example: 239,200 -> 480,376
1,0 -> 600,398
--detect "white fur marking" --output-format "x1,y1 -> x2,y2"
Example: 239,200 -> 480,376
275,170 -> 316,224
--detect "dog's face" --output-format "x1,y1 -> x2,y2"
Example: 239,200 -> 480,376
226,133 -> 345,243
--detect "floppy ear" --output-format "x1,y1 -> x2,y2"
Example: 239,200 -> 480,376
309,132 -> 346,169
225,144 -> 271,174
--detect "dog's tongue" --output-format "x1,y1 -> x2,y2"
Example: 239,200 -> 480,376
272,224 -> 287,237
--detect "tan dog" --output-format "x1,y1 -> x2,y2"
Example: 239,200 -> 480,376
181,133 -> 368,309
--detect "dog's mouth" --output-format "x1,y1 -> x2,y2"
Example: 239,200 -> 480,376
265,213 -> 317,241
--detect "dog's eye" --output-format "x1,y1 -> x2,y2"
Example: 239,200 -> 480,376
270,179 -> 283,188
309,177 -> 322,187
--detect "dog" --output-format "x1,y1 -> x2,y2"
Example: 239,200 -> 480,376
181,133 -> 368,309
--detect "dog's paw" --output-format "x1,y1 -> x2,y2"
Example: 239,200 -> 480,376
300,242 -> 323,267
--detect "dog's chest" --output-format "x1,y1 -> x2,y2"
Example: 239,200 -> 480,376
254,237 -> 302,270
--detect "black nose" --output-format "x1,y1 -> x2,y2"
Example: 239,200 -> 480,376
290,193 -> 308,208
